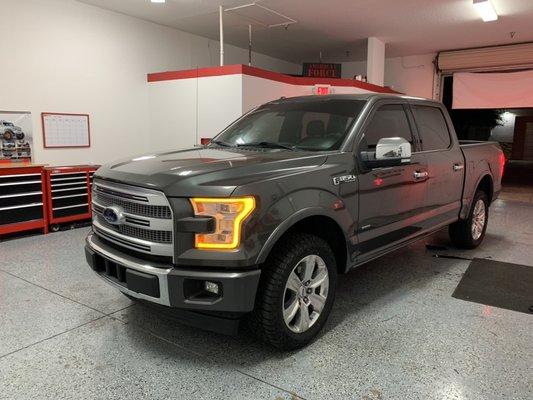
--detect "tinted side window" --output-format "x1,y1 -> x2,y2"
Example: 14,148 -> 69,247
363,104 -> 413,150
412,106 -> 451,151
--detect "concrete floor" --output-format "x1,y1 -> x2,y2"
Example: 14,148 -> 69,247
1,198 -> 532,400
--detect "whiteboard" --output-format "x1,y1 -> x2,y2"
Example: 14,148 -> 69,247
42,113 -> 90,148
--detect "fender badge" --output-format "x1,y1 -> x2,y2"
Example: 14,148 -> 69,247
332,174 -> 356,185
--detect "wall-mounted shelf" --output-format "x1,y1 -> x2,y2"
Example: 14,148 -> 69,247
0,165 -> 48,236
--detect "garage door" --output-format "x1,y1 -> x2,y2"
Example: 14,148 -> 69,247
452,69 -> 533,109
438,43 -> 533,109
438,42 -> 533,73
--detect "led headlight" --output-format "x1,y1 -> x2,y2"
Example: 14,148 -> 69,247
190,197 -> 255,250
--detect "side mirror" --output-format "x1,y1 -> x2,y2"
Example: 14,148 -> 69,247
376,137 -> 411,162
361,137 -> 411,168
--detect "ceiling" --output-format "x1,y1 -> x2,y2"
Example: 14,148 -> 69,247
77,0 -> 533,63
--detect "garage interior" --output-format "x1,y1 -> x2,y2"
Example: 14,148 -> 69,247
1,1 -> 532,399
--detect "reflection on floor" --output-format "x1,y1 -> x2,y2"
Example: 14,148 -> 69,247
0,199 -> 532,399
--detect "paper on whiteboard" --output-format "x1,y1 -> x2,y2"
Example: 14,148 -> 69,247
43,114 -> 90,147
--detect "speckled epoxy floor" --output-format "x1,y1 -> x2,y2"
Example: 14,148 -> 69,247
0,198 -> 532,400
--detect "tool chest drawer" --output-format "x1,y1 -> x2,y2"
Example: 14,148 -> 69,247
44,165 -> 99,227
0,165 -> 48,236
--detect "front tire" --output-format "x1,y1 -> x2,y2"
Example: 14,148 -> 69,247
449,190 -> 489,249
249,233 -> 337,350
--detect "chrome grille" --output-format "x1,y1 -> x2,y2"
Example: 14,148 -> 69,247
96,215 -> 172,244
93,226 -> 151,253
94,187 -> 171,219
92,179 -> 174,259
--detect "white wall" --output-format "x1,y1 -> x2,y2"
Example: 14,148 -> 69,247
147,78 -> 200,150
148,75 -> 244,149
148,73 -> 378,146
198,75 -> 243,142
340,53 -> 436,99
242,75 -> 375,113
384,54 -> 436,99
367,37 -> 385,86
341,61 -> 367,80
0,0 -> 299,165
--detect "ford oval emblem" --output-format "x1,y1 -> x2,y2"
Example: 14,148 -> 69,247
102,206 -> 124,225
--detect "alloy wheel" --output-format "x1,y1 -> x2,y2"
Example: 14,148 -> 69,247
471,199 -> 486,240
282,254 -> 329,333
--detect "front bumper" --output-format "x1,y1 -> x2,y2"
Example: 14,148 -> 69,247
85,233 -> 261,313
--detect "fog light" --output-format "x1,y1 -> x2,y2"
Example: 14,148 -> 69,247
204,281 -> 220,295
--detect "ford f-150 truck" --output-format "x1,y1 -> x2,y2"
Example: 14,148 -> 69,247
85,94 -> 504,349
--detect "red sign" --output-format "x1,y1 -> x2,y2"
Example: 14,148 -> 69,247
315,86 -> 330,95
302,63 -> 342,79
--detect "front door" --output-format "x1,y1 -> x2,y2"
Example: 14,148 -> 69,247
356,103 -> 429,261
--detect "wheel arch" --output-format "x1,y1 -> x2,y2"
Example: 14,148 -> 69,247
476,174 -> 494,202
256,209 -> 349,274
460,172 -> 494,219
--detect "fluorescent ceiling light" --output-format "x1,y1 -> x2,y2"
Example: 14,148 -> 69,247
473,0 -> 498,22
151,0 -> 165,3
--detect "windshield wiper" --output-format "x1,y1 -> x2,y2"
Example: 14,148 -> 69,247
236,141 -> 296,151
209,140 -> 233,147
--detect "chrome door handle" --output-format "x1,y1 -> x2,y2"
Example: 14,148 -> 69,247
453,163 -> 464,171
413,171 -> 429,180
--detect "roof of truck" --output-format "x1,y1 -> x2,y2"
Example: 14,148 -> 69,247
268,93 -> 439,105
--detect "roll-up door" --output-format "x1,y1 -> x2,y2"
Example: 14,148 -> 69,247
452,70 -> 533,109
438,42 -> 533,73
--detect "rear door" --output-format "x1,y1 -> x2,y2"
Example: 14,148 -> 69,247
410,104 -> 464,226
356,101 -> 429,260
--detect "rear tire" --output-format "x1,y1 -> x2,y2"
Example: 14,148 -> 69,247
449,190 -> 489,249
249,233 -> 337,350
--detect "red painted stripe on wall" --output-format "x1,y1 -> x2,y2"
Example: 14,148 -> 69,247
147,64 -> 398,94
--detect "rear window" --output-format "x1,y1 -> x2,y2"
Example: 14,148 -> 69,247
412,106 -> 451,151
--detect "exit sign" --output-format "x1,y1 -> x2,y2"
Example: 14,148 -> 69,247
313,85 -> 332,95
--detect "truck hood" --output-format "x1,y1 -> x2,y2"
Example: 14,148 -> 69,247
95,147 -> 327,197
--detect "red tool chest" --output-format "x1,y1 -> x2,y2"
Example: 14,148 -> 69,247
0,164 -> 49,236
44,165 -> 98,230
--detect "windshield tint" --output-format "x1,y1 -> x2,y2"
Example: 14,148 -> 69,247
211,99 -> 366,151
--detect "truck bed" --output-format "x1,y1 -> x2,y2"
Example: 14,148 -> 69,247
459,140 -> 504,216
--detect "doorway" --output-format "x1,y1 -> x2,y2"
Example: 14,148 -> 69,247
513,116 -> 533,161
441,75 -> 533,202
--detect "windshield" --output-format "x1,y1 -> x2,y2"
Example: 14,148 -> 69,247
211,99 -> 366,151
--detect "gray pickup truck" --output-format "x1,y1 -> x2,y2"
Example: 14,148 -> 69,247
85,94 -> 504,349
